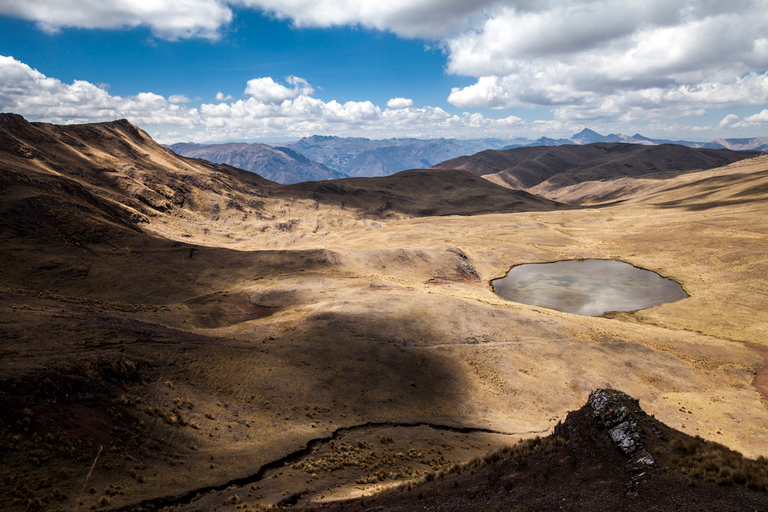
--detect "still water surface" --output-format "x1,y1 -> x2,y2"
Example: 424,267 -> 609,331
492,260 -> 688,316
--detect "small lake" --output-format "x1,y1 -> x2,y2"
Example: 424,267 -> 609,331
492,260 -> 688,316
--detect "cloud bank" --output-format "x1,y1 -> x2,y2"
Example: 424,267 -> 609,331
1,1 -> 767,138
0,55 -> 527,141
443,1 -> 768,124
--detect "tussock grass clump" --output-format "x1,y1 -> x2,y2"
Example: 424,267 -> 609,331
477,435 -> 566,466
671,436 -> 768,490
274,219 -> 300,232
120,394 -> 143,406
143,405 -> 188,426
356,466 -> 421,484
292,441 -> 377,474
104,483 -> 124,496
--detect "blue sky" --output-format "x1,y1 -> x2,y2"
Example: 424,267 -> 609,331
1,1 -> 767,143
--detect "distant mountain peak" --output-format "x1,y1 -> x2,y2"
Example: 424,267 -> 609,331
572,127 -> 603,139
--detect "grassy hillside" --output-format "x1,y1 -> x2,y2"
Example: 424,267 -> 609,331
1,114 -> 767,511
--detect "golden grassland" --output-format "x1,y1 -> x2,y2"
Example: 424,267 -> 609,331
1,118 -> 767,510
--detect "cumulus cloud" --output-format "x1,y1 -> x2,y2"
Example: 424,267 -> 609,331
215,92 -> 234,101
0,54 -> 534,142
4,1 -> 767,130
234,0 -> 490,38
386,97 -> 414,109
445,1 -> 768,119
745,109 -> 768,123
244,76 -> 313,103
719,114 -> 739,128
168,94 -> 191,104
0,0 -> 233,40
718,109 -> 768,130
0,55 -> 200,127
0,0 -> 486,40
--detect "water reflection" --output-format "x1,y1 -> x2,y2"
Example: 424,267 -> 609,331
492,260 -> 688,316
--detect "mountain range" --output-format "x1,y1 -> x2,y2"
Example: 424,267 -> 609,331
280,135 -> 518,177
169,128 -> 767,184
167,141 -> 345,184
521,128 -> 768,151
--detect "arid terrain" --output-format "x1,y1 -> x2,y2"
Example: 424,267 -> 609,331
1,113 -> 767,511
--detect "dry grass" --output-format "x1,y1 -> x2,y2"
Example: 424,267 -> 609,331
374,436 -> 567,497
670,436 -> 768,490
2,116 -> 768,510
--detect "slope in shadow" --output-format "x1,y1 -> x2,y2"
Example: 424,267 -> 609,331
309,389 -> 768,512
280,168 -> 568,217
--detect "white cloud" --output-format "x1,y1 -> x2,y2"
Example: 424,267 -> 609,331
234,0 -> 490,38
168,94 -> 191,104
444,1 -> 768,119
448,76 -> 522,109
235,1 -> 768,127
386,97 -> 414,109
0,0 -> 233,40
1,51 -> 764,143
745,109 -> 768,124
0,55 -> 200,127
4,1 -> 767,131
0,0 -> 490,39
0,54 -> 536,141
216,92 -> 234,101
244,76 -> 313,103
719,114 -> 739,128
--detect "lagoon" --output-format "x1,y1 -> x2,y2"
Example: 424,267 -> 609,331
492,260 -> 688,316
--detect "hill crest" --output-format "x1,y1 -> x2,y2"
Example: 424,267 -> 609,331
431,143 -> 757,197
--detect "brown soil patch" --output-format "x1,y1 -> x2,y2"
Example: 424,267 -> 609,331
747,343 -> 768,404
185,291 -> 278,328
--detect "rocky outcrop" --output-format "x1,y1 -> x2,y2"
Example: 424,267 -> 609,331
587,389 -> 656,467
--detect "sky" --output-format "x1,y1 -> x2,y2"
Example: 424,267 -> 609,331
0,0 -> 767,143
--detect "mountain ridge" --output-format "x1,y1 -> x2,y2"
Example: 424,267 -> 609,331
431,142 -> 757,196
167,141 -> 345,184
169,128 -> 766,184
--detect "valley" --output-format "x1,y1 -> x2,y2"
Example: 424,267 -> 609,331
1,114 -> 767,511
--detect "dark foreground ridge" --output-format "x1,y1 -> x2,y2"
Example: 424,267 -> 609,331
301,389 -> 768,512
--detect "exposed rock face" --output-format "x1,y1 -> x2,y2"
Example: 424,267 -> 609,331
586,389 -> 656,466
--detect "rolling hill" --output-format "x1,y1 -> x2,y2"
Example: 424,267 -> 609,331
432,143 -> 757,197
2,113 -> 768,511
282,168 -> 566,217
